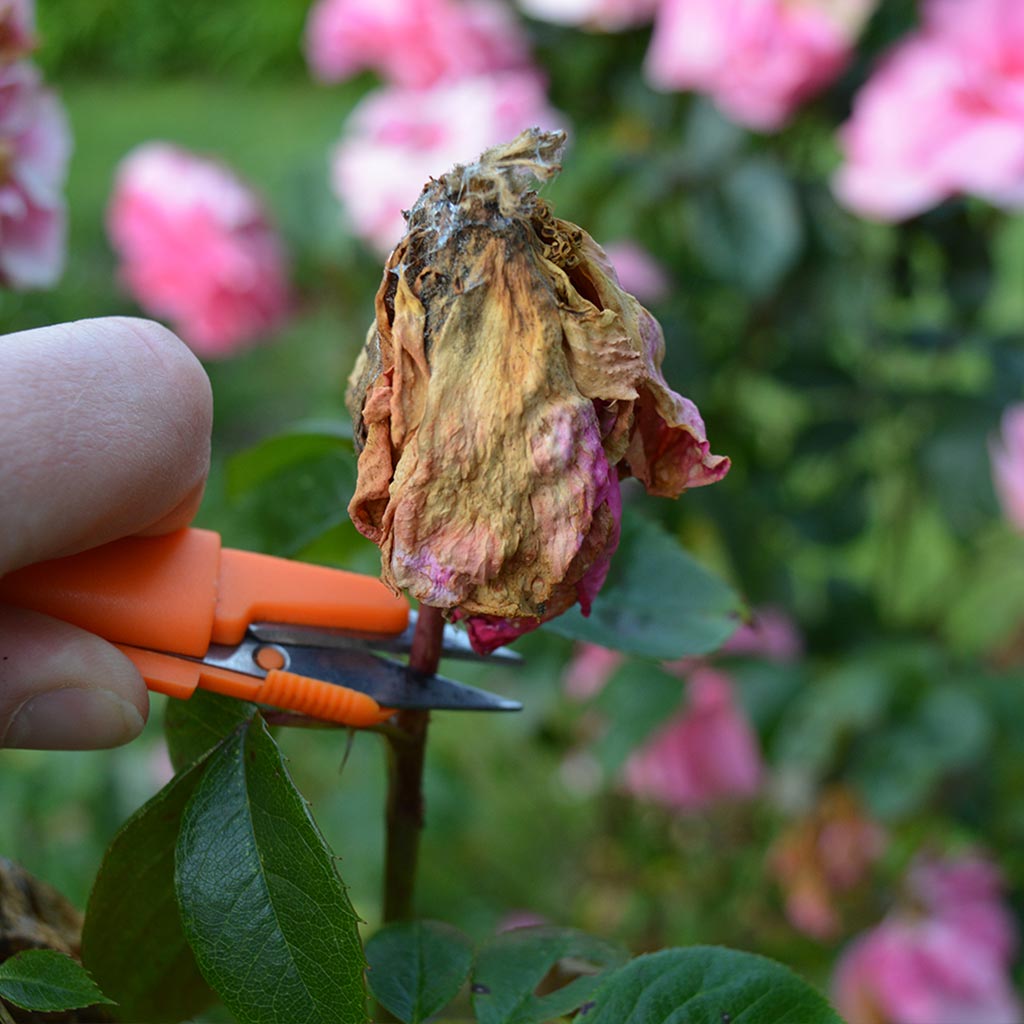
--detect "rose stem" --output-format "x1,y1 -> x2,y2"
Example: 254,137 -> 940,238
382,603 -> 444,924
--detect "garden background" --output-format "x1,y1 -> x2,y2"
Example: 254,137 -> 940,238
3,0 -> 1024,1019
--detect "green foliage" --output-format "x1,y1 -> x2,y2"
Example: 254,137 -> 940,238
37,0 -> 309,81
175,716 -> 367,1024
366,920 -> 474,1024
471,927 -> 629,1024
164,690 -> 258,773
546,509 -> 743,658
365,926 -> 842,1024
82,758 -> 214,1022
692,157 -> 803,297
224,421 -> 358,557
581,947 -> 844,1024
0,950 -> 113,1013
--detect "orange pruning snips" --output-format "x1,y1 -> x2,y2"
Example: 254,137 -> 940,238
0,528 -> 521,726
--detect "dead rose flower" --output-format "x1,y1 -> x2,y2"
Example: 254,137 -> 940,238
347,129 -> 728,653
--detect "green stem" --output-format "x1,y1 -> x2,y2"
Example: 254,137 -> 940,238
381,604 -> 444,924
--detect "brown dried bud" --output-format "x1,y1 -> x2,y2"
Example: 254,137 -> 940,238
347,129 -> 728,652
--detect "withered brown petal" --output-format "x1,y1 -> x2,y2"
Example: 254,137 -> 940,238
347,128 -> 728,631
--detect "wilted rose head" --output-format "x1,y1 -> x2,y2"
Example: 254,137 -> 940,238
347,129 -> 728,652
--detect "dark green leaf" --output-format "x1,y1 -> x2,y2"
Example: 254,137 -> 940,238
175,716 -> 367,1024
164,689 -> 258,773
592,660 -> 685,776
82,756 -> 218,1023
692,157 -> 803,296
546,511 -> 742,659
678,97 -> 746,179
580,947 -> 844,1023
227,420 -> 353,498
471,926 -> 628,1024
366,920 -> 474,1023
226,425 -> 357,557
0,950 -> 113,1012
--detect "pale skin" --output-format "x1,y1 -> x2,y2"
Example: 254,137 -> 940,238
0,317 -> 212,749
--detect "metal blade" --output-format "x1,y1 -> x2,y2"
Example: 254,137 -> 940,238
249,616 -> 523,664
201,639 -> 521,712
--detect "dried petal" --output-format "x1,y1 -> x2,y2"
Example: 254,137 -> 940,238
347,129 -> 728,650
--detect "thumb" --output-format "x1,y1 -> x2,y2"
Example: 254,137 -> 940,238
0,606 -> 148,749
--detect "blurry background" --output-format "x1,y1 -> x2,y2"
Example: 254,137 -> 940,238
4,0 -> 1024,1018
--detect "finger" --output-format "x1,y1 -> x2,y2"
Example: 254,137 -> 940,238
136,474 -> 208,537
0,606 -> 148,750
0,316 -> 213,573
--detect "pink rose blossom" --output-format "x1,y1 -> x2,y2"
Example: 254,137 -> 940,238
908,855 -> 1018,967
770,788 -> 886,940
563,643 -> 624,701
332,72 -> 566,255
833,853 -> 1022,1024
836,0 -> 1024,221
623,667 -> 763,811
107,142 -> 291,357
721,606 -> 803,661
0,0 -> 34,61
0,60 -> 70,289
516,0 -> 658,31
304,0 -> 530,89
602,241 -> 670,304
990,405 -> 1024,530
645,0 -> 876,131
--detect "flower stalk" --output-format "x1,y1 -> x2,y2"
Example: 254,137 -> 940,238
382,603 -> 444,923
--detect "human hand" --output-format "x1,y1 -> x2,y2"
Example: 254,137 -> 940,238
0,317 -> 212,749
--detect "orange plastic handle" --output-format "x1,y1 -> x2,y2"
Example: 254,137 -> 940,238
0,528 -> 409,655
118,645 -> 394,728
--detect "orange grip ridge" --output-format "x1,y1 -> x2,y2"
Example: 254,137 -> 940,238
256,670 -> 394,727
120,644 -> 393,728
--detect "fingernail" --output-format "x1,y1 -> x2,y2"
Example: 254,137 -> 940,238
3,687 -> 145,750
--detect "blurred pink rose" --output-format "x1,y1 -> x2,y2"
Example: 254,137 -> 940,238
990,405 -> 1024,530
0,61 -> 70,289
645,0 -> 875,131
836,0 -> 1024,221
147,738 -> 175,789
770,788 -> 886,940
909,855 -> 1018,967
516,0 -> 658,31
721,606 -> 803,662
0,0 -> 34,61
332,72 -> 566,255
602,241 -> 670,304
623,667 -> 763,811
834,852 -> 1021,1024
304,0 -> 530,88
107,142 -> 291,357
563,643 -> 624,701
